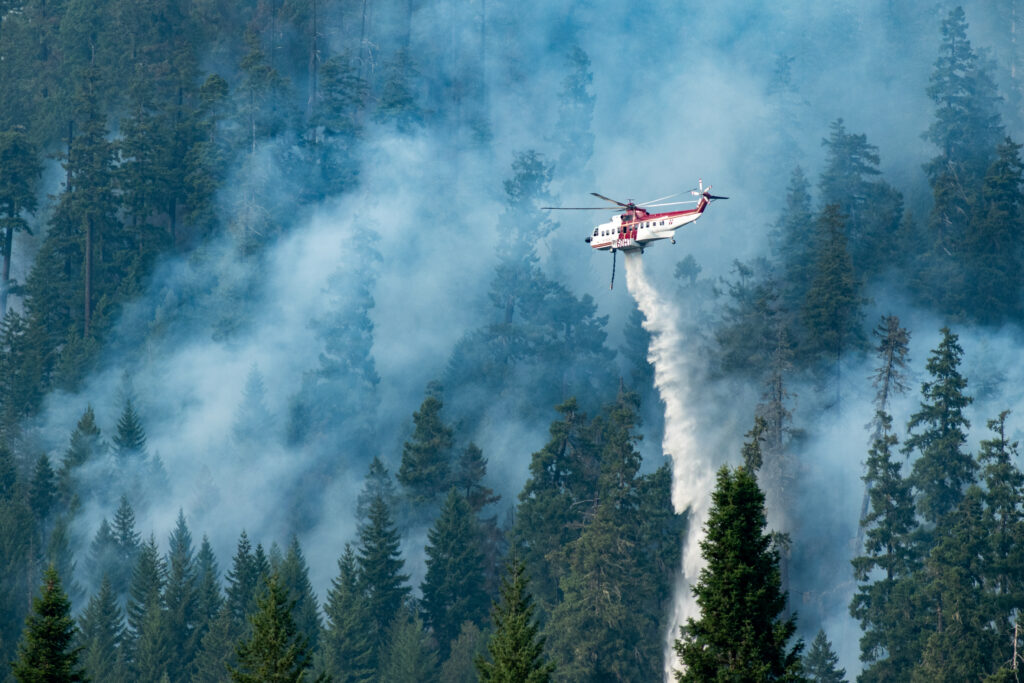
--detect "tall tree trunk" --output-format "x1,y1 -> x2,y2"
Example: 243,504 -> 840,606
84,217 -> 92,335
1,224 -> 12,318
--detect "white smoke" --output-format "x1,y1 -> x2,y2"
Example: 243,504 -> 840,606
622,250 -> 719,681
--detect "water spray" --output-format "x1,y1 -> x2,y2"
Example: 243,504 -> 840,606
622,251 -> 716,681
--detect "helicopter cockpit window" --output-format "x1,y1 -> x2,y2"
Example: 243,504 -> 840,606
593,228 -> 599,236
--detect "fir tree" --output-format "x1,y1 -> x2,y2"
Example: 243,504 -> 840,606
850,412 -> 919,680
903,327 -> 975,524
162,511 -> 199,682
376,605 -> 438,683
225,531 -> 266,635
356,494 -> 409,663
440,621 -> 485,683
77,575 -> 124,682
451,444 -> 499,515
277,537 -> 320,655
674,466 -> 802,681
229,573 -> 322,683
321,545 -> 373,683
57,405 -> 103,510
112,399 -> 147,460
421,489 -> 489,660
28,454 -> 56,526
125,536 -> 168,681
397,394 -> 454,508
802,630 -> 846,682
110,495 -> 141,596
355,456 -> 398,523
476,556 -> 554,683
12,566 -> 85,683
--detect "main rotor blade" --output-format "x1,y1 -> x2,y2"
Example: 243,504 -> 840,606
541,206 -> 621,210
706,194 -> 729,200
639,191 -> 681,205
591,192 -> 629,207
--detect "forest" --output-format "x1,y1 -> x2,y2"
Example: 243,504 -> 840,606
2,0 -> 1024,681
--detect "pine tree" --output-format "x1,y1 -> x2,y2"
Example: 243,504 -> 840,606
421,489 -> 489,660
904,327 -> 975,524
162,511 -> 199,682
802,630 -> 846,682
376,605 -> 438,683
355,456 -> 398,522
193,535 -> 223,646
110,495 -> 141,596
476,556 -> 554,683
77,575 -> 124,682
451,444 -> 499,515
674,466 -> 803,681
0,127 -> 41,319
440,621 -> 485,683
321,545 -> 374,683
397,394 -> 454,508
801,204 -> 863,381
57,405 -> 103,510
113,399 -> 147,460
125,536 -> 168,682
276,537 -> 320,655
12,566 -> 85,683
850,412 -> 920,680
226,531 -> 266,635
356,494 -> 409,663
28,454 -> 56,526
771,167 -> 816,314
229,573 -> 322,683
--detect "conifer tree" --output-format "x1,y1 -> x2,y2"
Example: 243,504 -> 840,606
801,204 -> 862,382
77,575 -> 124,682
674,466 -> 802,681
277,537 -> 320,654
113,399 -> 147,460
111,495 -> 141,596
321,545 -> 373,683
355,456 -> 398,522
802,630 -> 846,682
57,405 -> 103,510
376,605 -> 437,683
191,606 -> 235,683
397,394 -> 454,508
193,535 -> 223,646
226,531 -> 266,634
476,556 -> 554,683
28,453 -> 56,526
903,327 -> 975,524
11,566 -> 85,683
232,365 -> 274,446
229,573 -> 322,683
771,167 -> 816,314
0,127 -> 41,319
125,535 -> 168,681
421,489 -> 489,660
850,412 -> 919,680
440,622 -> 485,683
451,444 -> 499,515
356,493 -> 410,664
162,511 -> 199,682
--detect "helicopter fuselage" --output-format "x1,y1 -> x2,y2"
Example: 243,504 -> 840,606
585,194 -> 710,252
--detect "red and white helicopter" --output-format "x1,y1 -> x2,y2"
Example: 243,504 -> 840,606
545,179 -> 727,288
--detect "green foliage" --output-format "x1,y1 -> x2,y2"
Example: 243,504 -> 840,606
0,127 -> 41,318
355,494 -> 410,663
440,621 -> 485,683
397,395 -> 455,508
802,630 -> 846,682
229,572 -> 321,683
276,537 -> 320,655
476,556 -> 553,683
674,466 -> 803,682
12,566 -> 86,683
163,511 -> 200,682
904,327 -> 975,524
376,605 -> 438,683
421,489 -> 489,659
321,545 -> 374,683
77,575 -> 125,682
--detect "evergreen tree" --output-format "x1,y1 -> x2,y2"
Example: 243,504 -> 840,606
376,605 -> 438,683
674,466 -> 803,682
28,453 -> 56,526
321,545 -> 373,683
355,456 -> 398,523
110,495 -> 141,596
113,399 -> 147,460
355,494 -> 409,664
801,204 -> 862,381
229,573 -> 322,683
451,443 -> 499,515
421,489 -> 489,660
11,566 -> 85,683
125,535 -> 168,682
802,630 -> 846,682
440,621 -> 485,683
191,605 -> 235,683
232,365 -> 274,446
0,127 -> 41,319
397,394 -> 454,508
162,511 -> 199,682
225,531 -> 266,635
277,537 -> 320,655
57,405 -> 103,510
476,556 -> 554,683
771,167 -> 816,314
850,412 -> 920,680
903,327 -> 975,524
77,575 -> 124,682
193,535 -> 223,645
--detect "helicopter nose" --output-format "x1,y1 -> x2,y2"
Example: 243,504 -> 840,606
585,236 -> 592,243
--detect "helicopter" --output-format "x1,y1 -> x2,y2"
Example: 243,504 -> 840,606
544,179 -> 727,288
